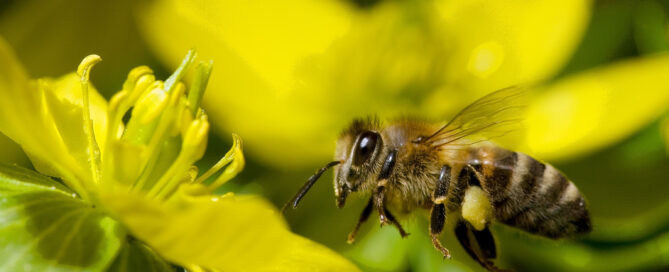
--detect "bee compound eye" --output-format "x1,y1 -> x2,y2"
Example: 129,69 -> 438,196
353,131 -> 379,166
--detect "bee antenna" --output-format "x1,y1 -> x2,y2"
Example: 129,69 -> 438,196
282,160 -> 342,213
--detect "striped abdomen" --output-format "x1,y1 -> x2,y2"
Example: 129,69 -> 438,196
470,146 -> 591,238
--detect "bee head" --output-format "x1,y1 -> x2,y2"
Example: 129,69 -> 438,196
282,117 -> 384,213
334,118 -> 384,208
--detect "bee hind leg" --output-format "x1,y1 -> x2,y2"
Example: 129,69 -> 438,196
430,165 -> 452,259
455,221 -> 508,272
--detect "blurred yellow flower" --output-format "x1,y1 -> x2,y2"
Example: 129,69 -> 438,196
0,38 -> 358,271
524,55 -> 669,161
137,0 -> 592,167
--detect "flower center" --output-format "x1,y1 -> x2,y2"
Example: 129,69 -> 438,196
77,50 -> 244,201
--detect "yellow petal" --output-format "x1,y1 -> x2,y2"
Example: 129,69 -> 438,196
524,54 -> 669,160
435,0 -> 591,89
106,140 -> 146,186
140,0 -> 352,92
137,0 -> 353,167
0,37 -> 108,196
100,186 -> 359,271
138,0 -> 590,168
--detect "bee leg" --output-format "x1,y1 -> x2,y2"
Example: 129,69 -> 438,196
430,165 -> 452,259
347,197 -> 374,244
374,182 -> 390,226
472,225 -> 497,260
455,221 -> 506,272
384,208 -> 409,238
430,202 -> 450,259
454,221 -> 486,267
375,150 -> 398,226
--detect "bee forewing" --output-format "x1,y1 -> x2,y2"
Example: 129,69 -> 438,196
425,86 -> 527,148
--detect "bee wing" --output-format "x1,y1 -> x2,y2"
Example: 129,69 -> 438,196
421,87 -> 526,148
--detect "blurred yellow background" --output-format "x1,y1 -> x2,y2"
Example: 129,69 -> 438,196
1,0 -> 669,271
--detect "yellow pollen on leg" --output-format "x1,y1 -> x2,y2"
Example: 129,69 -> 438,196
461,186 -> 492,231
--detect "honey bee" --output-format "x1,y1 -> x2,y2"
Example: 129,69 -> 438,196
283,87 -> 591,271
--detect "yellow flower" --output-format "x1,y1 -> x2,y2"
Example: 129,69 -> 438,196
136,0 -> 591,167
0,37 -> 358,271
523,55 -> 669,161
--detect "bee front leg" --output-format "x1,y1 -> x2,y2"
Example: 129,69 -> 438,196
348,196 -> 409,244
430,165 -> 452,259
384,208 -> 409,238
374,181 -> 390,226
374,150 -> 397,226
347,197 -> 373,244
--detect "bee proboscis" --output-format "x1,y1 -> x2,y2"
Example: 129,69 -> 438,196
283,87 -> 591,271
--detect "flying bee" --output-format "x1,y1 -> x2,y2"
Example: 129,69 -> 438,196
283,87 -> 591,271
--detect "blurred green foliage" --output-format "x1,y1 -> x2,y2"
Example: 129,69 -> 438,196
0,0 -> 668,271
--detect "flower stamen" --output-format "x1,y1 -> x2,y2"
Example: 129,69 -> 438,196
188,60 -> 213,115
149,115 -> 210,199
196,133 -> 244,190
164,49 -> 196,92
131,83 -> 183,192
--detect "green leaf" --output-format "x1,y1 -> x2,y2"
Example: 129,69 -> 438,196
0,164 -> 125,271
107,238 -> 174,272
